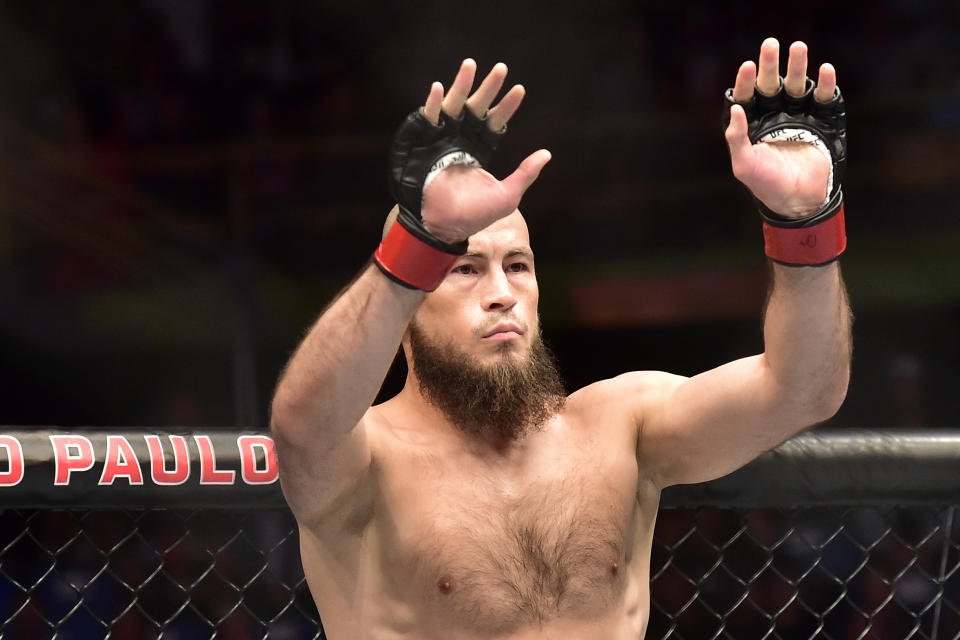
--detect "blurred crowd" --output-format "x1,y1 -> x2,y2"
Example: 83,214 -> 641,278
0,1 -> 956,440
2,1 -> 958,290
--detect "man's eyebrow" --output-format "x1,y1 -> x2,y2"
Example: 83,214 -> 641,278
461,247 -> 534,259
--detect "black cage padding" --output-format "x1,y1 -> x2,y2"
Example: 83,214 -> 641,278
1,428 -> 958,508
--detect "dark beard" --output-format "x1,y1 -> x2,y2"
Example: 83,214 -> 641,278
408,322 -> 566,443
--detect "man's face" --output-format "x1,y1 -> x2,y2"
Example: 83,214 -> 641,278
404,211 -> 565,442
411,211 -> 539,366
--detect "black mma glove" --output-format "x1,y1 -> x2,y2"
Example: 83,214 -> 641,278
723,77 -> 848,266
374,108 -> 505,291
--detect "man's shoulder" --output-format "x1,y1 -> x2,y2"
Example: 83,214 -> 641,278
550,371 -> 685,457
567,371 -> 687,436
569,370 -> 688,405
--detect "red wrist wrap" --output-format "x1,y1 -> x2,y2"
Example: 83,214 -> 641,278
374,221 -> 459,291
762,205 -> 847,266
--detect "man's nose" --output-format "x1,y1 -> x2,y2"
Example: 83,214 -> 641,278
482,268 -> 517,312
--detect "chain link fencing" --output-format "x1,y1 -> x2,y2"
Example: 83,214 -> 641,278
650,505 -> 960,639
0,508 -> 320,639
3,429 -> 960,638
3,507 -> 960,639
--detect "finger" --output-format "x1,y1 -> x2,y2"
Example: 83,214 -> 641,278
814,63 -> 837,102
465,62 -> 507,118
784,41 -> 808,97
486,84 -> 525,131
441,58 -> 477,118
500,149 -> 552,197
724,104 -> 755,179
423,82 -> 444,125
756,37 -> 781,96
731,61 -> 756,103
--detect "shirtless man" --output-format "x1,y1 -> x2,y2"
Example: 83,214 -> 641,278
270,38 -> 852,639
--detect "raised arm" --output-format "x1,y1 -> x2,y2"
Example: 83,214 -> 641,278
270,60 -> 551,522
637,39 -> 852,488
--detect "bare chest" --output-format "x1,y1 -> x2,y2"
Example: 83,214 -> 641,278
376,445 -> 640,633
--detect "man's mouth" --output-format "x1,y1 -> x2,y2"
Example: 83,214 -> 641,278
482,322 -> 523,341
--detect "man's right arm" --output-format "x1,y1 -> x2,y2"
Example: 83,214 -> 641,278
270,263 -> 423,523
270,58 -> 550,525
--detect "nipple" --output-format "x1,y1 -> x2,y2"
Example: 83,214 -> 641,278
438,576 -> 454,594
610,562 -> 619,574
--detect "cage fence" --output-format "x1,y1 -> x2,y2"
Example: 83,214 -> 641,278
1,428 -> 959,639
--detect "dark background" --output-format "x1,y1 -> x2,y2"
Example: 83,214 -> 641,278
0,0 -> 957,431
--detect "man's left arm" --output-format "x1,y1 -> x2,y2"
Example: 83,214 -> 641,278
636,38 -> 852,488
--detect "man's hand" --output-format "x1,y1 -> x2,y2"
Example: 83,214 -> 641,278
419,59 -> 552,242
725,39 -> 837,218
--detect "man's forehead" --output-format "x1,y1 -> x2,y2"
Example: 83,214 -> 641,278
467,211 -> 531,253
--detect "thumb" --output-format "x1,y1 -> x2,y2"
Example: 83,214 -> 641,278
724,105 -> 751,158
500,149 -> 552,197
724,105 -> 755,180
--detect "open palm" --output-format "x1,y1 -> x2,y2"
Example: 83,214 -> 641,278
415,59 -> 550,243
422,157 -> 548,242
726,39 -> 838,218
730,138 -> 831,216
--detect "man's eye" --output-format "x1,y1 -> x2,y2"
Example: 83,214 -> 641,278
507,262 -> 529,272
453,265 -> 475,275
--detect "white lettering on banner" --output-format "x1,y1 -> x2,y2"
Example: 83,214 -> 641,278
237,436 -> 278,484
3,433 -> 278,487
50,435 -> 96,486
99,436 -> 144,486
145,435 -> 191,485
0,436 -> 25,486
194,435 -> 236,485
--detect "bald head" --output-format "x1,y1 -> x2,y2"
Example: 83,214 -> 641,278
381,207 -> 529,248
464,210 -> 530,252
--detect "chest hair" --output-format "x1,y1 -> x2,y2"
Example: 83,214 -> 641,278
401,472 -> 632,633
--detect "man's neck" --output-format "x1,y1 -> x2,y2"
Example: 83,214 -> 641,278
390,381 -> 537,459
